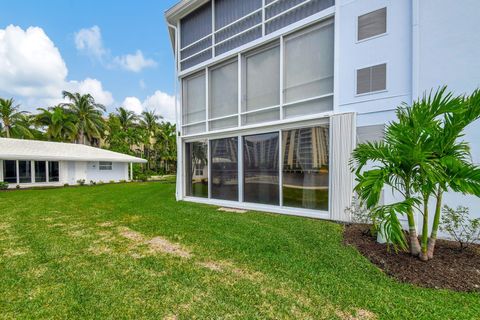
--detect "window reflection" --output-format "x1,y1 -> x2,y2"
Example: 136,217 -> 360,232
186,141 -> 208,198
243,132 -> 279,205
3,160 -> 17,183
211,137 -> 238,201
48,161 -> 59,182
282,126 -> 329,210
18,161 -> 31,183
35,161 -> 47,183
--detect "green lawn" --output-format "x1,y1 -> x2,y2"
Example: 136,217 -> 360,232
0,182 -> 478,319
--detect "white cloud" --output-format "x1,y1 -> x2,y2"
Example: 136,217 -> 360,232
0,25 -> 114,111
113,50 -> 157,72
74,26 -> 106,59
121,91 -> 176,123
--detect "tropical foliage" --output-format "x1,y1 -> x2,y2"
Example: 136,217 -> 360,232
0,93 -> 176,176
351,87 -> 480,261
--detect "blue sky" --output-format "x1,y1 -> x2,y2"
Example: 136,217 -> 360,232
0,0 -> 179,121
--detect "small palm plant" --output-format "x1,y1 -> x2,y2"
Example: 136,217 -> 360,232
352,87 -> 480,260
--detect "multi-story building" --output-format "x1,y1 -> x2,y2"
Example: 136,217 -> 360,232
165,0 -> 480,222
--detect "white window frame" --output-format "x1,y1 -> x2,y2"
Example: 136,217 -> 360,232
356,7 -> 388,43
99,161 -> 113,171
355,62 -> 388,97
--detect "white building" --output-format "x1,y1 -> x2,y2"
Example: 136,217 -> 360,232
165,0 -> 480,222
0,138 -> 146,188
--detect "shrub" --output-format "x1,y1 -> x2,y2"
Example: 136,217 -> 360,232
64,183 -> 69,187
98,180 -> 104,185
109,180 -> 115,184
90,180 -> 96,186
119,180 -> 127,183
0,181 -> 9,190
77,179 -> 86,186
136,174 -> 148,182
345,195 -> 376,236
441,205 -> 480,251
16,185 -> 21,189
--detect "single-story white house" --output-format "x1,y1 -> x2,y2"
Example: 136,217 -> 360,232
0,138 -> 147,188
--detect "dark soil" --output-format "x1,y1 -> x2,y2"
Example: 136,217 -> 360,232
344,224 -> 480,292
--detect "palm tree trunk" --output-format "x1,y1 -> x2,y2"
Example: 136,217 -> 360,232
5,126 -> 10,138
407,208 -> 421,256
420,196 -> 430,261
427,188 -> 443,259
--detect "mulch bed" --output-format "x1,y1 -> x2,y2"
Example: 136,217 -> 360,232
343,224 -> 480,292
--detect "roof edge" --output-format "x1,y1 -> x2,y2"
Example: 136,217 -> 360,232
165,0 -> 210,24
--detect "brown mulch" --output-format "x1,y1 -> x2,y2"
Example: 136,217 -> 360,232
343,224 -> 480,292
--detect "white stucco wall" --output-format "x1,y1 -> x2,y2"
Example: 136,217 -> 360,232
85,161 -> 128,183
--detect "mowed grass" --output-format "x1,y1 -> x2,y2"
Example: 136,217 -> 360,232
0,182 -> 478,319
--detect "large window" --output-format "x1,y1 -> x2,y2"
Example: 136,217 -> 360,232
283,20 -> 334,118
210,137 -> 238,201
242,43 -> 280,125
209,59 -> 238,131
282,125 -> 329,211
48,161 -> 59,182
35,161 -> 47,183
356,63 -> 387,95
183,72 -> 206,135
243,132 -> 279,205
99,162 -> 113,170
3,160 -> 17,183
358,7 -> 387,41
18,161 -> 31,183
186,141 -> 208,198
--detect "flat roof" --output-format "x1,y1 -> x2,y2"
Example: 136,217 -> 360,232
0,138 -> 147,163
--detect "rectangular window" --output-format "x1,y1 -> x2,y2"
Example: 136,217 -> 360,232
282,125 -> 329,211
185,141 -> 208,198
283,20 -> 334,118
99,162 -> 113,170
35,161 -> 47,183
183,72 -> 206,135
358,7 -> 387,41
209,59 -> 238,130
356,63 -> 386,95
18,160 -> 31,183
210,137 -> 238,201
48,161 -> 59,182
242,43 -> 280,125
357,125 -> 385,145
243,132 -> 279,205
3,160 -> 17,183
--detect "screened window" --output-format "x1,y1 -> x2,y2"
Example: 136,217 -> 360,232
209,59 -> 238,130
242,43 -> 280,125
243,132 -> 279,205
356,63 -> 387,95
3,160 -> 17,183
35,161 -> 47,183
183,72 -> 206,135
358,7 -> 387,41
282,125 -> 329,210
210,137 -> 238,201
357,125 -> 385,144
99,162 -> 113,171
18,161 -> 31,183
48,161 -> 59,182
283,20 -> 334,118
185,141 -> 208,198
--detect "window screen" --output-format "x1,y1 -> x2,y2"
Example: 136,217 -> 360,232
358,7 -> 387,41
210,137 -> 238,201
185,141 -> 208,198
99,162 -> 113,171
183,72 -> 206,134
356,63 -> 386,94
209,60 -> 238,130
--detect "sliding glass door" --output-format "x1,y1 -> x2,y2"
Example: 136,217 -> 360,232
243,132 -> 279,205
3,160 -> 17,183
210,137 -> 238,201
35,161 -> 47,183
185,141 -> 208,198
18,161 -> 31,183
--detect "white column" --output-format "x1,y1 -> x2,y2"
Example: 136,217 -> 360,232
16,160 -> 19,185
0,160 -> 3,182
330,113 -> 356,222
31,160 -> 35,183
130,163 -> 133,181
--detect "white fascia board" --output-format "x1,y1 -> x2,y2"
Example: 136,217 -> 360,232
165,0 -> 210,25
0,155 -> 147,163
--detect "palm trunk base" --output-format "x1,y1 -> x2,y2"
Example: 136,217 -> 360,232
409,230 -> 421,256
427,238 -> 436,260
419,251 -> 429,261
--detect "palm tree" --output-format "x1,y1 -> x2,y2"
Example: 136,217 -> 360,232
35,106 -> 77,142
140,110 -> 161,171
61,91 -> 106,145
0,98 -> 32,138
117,107 -> 138,131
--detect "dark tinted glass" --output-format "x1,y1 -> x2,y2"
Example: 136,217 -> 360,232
18,161 -> 31,183
186,141 -> 208,198
243,132 -> 279,205
3,160 -> 17,183
35,161 -> 47,183
210,137 -> 238,201
48,161 -> 59,182
282,126 -> 329,210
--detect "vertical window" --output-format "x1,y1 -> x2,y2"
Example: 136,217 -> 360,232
242,43 -> 280,125
185,141 -> 209,198
35,161 -> 47,183
358,7 -> 387,41
209,59 -> 238,130
210,137 -> 238,201
283,20 -> 334,118
282,125 -> 329,210
48,161 -> 59,182
183,72 -> 206,135
3,160 -> 17,183
99,162 -> 113,170
18,161 -> 31,183
243,132 -> 279,205
356,63 -> 387,95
